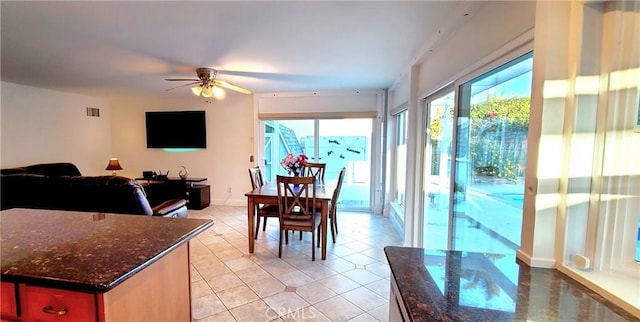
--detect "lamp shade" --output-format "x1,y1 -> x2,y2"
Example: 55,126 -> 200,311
201,85 -> 213,98
212,86 -> 225,98
105,158 -> 123,174
191,85 -> 203,96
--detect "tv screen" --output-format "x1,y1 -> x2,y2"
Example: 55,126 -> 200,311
145,111 -> 207,149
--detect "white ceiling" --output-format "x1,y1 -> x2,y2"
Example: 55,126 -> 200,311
1,1 -> 462,98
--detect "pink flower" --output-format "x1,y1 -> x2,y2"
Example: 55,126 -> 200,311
280,153 -> 308,175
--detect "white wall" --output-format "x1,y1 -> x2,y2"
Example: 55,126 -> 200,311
256,90 -> 379,115
109,93 -> 254,206
389,1 -> 536,101
417,1 -> 536,97
388,74 -> 409,110
0,81 -> 112,174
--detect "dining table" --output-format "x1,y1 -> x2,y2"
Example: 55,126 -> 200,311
245,182 -> 333,260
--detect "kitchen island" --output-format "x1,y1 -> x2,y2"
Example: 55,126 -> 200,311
0,208 -> 214,321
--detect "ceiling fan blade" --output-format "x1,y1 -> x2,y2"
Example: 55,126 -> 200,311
214,80 -> 252,94
165,81 -> 200,91
165,78 -> 199,81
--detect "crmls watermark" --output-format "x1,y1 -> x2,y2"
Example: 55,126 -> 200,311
265,307 -> 317,320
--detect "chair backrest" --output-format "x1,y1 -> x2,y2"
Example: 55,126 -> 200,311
248,166 -> 265,190
303,162 -> 326,183
276,175 -> 317,221
331,167 -> 346,213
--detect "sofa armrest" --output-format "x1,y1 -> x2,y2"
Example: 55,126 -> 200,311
152,198 -> 188,218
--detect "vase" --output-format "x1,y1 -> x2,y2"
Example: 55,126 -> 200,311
292,169 -> 301,189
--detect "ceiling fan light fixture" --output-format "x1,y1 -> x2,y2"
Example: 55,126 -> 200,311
191,85 -> 203,96
166,67 -> 252,97
201,85 -> 214,98
212,86 -> 225,98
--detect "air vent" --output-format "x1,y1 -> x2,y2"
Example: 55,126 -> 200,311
86,107 -> 100,117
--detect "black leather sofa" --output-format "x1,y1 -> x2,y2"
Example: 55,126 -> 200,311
0,162 -> 187,218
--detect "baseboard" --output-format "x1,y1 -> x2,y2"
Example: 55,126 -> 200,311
211,199 -> 246,207
388,202 -> 405,242
517,249 -> 556,268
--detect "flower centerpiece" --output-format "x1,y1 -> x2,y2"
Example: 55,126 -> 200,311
280,153 -> 308,176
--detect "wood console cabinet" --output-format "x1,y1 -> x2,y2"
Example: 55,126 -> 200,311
187,184 -> 210,210
136,177 -> 210,210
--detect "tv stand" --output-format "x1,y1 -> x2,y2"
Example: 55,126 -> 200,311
186,184 -> 210,210
136,177 -> 210,210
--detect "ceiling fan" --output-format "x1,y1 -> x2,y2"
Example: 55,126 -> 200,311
165,68 -> 252,98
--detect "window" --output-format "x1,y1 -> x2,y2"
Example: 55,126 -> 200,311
423,90 -> 455,249
395,110 -> 408,207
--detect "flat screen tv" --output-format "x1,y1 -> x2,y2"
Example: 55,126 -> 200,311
145,111 -> 207,149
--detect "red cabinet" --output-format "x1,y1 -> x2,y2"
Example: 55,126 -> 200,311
1,282 -> 18,321
0,244 -> 191,322
19,285 -> 97,322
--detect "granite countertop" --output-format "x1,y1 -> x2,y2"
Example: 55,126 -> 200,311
1,208 -> 213,292
384,246 -> 639,322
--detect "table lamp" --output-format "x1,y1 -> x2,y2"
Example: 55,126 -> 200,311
105,158 -> 123,175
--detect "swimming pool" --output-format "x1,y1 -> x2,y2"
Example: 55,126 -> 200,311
490,192 -> 524,207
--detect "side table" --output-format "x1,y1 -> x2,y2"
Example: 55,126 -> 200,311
187,185 -> 210,210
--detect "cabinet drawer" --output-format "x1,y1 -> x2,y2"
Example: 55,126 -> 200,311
1,282 -> 18,321
19,284 -> 97,322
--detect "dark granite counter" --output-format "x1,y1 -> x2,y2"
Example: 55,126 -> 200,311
384,246 -> 639,322
1,208 -> 213,293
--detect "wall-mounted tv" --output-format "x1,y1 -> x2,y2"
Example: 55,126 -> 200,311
145,110 -> 206,149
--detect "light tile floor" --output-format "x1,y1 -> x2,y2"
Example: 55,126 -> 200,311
188,205 -> 403,322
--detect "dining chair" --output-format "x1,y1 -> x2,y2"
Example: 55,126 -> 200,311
294,163 -> 324,241
276,175 -> 320,261
248,166 -> 280,239
303,162 -> 326,184
318,167 -> 346,247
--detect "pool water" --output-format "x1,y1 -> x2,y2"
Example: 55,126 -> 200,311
490,192 -> 524,207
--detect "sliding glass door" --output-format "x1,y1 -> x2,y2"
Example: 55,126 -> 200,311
423,91 -> 454,249
318,119 -> 372,208
261,118 -> 373,210
454,53 -> 532,253
263,120 -> 314,181
423,52 -> 533,253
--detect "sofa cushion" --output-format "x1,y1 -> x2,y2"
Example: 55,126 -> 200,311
25,162 -> 82,177
0,167 -> 28,175
152,199 -> 188,217
0,174 -> 54,210
54,176 -> 154,216
141,180 -> 186,207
